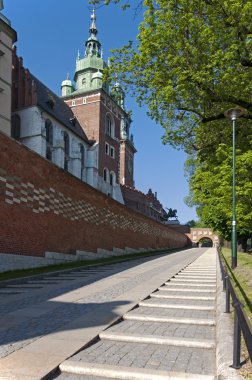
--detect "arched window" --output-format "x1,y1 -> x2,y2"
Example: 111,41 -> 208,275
45,119 -> 53,160
80,145 -> 85,180
11,114 -> 21,140
80,145 -> 85,168
103,168 -> 109,182
63,132 -> 70,170
105,113 -> 114,138
110,171 -> 116,186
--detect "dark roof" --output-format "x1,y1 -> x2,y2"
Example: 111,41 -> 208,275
31,74 -> 90,145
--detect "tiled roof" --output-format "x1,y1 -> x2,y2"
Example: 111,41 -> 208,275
31,75 -> 90,144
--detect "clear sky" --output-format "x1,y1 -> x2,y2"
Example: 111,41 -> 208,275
4,0 -> 198,224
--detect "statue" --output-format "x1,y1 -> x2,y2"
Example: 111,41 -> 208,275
0,1 -> 4,11
166,208 -> 178,219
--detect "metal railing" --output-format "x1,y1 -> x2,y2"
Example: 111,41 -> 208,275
218,248 -> 252,368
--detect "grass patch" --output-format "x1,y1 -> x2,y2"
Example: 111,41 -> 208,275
221,248 -> 252,320
0,247 -> 189,283
221,247 -> 252,379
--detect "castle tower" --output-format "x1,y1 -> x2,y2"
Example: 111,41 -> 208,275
62,9 -> 136,196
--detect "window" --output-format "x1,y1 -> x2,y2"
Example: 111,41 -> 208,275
105,113 -> 114,137
63,132 -> 70,170
110,146 -> 115,158
80,145 -> 85,180
103,168 -> 109,182
80,145 -> 85,168
105,143 -> 109,155
110,171 -> 116,186
72,100 -> 76,106
11,114 -> 21,140
45,119 -> 53,160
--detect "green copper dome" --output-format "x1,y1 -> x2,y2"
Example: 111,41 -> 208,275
72,9 -> 106,94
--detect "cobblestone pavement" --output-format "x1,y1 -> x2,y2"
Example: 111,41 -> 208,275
54,248 -> 217,380
0,248 -> 203,361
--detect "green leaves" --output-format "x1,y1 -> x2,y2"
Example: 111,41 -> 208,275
95,0 -> 252,239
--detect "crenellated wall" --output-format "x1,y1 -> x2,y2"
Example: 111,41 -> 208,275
0,132 -> 188,258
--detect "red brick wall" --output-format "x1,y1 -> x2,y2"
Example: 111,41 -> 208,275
0,132 -> 188,257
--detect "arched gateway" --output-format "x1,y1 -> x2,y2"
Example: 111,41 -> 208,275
187,228 -> 219,248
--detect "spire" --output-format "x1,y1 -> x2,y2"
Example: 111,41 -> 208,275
85,9 -> 101,58
89,9 -> 97,36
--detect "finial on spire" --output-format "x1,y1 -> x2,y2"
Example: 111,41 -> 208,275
0,0 -> 4,11
77,49 -> 80,60
91,8 -> 96,22
66,73 -> 70,80
90,8 -> 97,31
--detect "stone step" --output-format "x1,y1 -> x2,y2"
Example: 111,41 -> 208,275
125,306 -> 215,320
176,275 -> 216,279
151,293 -> 215,301
170,279 -> 216,283
60,361 -> 215,380
158,287 -> 216,294
99,331 -> 215,349
139,300 -> 215,311
108,319 -> 215,340
165,282 -> 216,288
123,313 -> 216,326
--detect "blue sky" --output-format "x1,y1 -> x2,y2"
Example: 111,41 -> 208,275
4,0 -> 198,224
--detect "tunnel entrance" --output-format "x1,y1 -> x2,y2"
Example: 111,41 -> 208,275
197,237 -> 213,247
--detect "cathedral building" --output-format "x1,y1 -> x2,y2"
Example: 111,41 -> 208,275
0,3 -> 17,136
10,8 -> 170,222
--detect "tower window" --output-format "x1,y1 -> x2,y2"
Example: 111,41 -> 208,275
110,171 -> 116,186
105,143 -> 109,155
11,114 -> 21,140
105,114 -> 114,138
45,119 -> 53,160
110,146 -> 115,158
103,168 -> 109,182
63,132 -> 70,170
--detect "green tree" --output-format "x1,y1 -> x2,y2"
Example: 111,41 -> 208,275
100,0 -> 252,152
186,144 -> 252,239
94,0 -> 252,238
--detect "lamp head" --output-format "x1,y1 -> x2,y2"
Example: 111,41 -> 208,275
224,108 -> 244,121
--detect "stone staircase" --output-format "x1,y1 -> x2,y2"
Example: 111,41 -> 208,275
58,250 -> 217,380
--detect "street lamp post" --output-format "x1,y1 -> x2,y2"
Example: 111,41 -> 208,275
224,108 -> 244,269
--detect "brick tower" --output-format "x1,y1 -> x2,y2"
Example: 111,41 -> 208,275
61,10 -> 136,197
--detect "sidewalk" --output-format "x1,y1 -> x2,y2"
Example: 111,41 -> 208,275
0,248 -> 202,380
0,248 -> 244,380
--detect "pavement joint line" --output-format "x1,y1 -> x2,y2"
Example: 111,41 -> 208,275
99,331 -> 215,349
138,301 -> 215,311
159,287 -> 216,293
59,360 -> 216,380
151,293 -> 215,301
123,313 -> 216,325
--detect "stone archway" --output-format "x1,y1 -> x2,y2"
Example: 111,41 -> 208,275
186,228 -> 219,248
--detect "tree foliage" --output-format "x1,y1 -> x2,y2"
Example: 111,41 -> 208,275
185,144 -> 252,239
93,0 -> 252,238
99,0 -> 252,152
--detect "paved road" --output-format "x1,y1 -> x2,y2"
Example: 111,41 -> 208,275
0,247 -> 208,380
